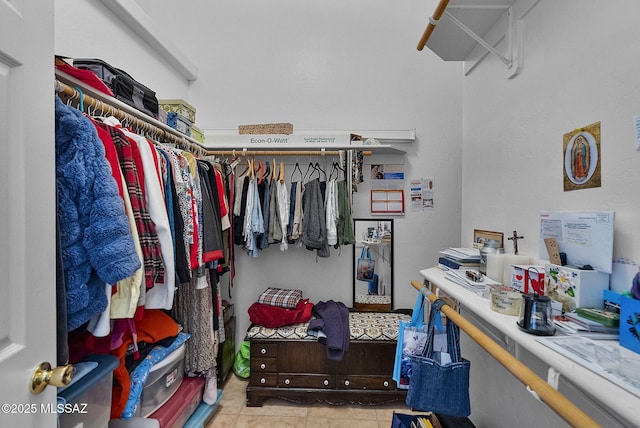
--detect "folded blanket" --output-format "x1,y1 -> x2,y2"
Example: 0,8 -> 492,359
248,298 -> 313,328
258,287 -> 303,309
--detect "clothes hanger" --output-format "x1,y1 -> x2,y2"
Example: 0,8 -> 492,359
330,161 -> 344,180
303,161 -> 315,182
256,159 -> 264,184
315,162 -> 327,181
262,161 -> 271,185
279,161 -> 286,183
290,161 -> 303,182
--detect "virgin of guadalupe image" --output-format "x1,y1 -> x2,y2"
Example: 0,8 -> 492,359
571,134 -> 590,181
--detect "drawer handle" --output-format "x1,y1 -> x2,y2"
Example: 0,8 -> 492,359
344,380 -> 350,386
383,381 -> 389,387
284,378 -> 290,385
323,379 -> 329,386
260,363 -> 266,370
260,378 -> 266,384
260,348 -> 267,355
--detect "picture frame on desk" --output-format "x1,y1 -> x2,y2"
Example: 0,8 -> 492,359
473,229 -> 504,248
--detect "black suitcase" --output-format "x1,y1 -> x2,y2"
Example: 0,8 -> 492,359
73,58 -> 159,119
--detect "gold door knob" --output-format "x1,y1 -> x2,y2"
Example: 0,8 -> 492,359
30,362 -> 74,394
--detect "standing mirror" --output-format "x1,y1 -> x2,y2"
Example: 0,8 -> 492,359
353,218 -> 393,311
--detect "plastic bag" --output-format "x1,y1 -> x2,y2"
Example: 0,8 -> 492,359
233,341 -> 250,378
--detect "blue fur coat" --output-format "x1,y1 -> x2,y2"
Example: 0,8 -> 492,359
55,97 -> 141,331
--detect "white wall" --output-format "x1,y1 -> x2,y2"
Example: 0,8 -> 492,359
55,0 -> 463,346
461,0 -> 640,266
460,5 -> 640,424
53,1 -> 640,423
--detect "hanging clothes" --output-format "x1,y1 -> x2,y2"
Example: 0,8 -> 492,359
267,174 -> 281,245
172,270 -> 217,374
197,160 -> 224,264
336,179 -> 355,245
159,147 -> 191,284
258,176 -> 271,250
121,127 -> 175,310
94,120 -> 165,290
325,178 -> 339,247
54,96 -> 141,331
288,181 -> 303,243
301,178 -> 329,257
232,174 -> 250,246
243,176 -> 264,257
276,177 -> 290,251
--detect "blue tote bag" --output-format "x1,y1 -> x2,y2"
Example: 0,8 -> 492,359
406,298 -> 471,417
393,287 -> 439,389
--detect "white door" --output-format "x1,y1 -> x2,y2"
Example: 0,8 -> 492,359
0,1 -> 57,426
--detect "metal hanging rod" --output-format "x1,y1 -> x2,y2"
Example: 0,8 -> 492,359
54,77 -> 206,157
206,149 -> 372,157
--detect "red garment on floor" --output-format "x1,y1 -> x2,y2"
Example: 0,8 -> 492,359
248,298 -> 313,328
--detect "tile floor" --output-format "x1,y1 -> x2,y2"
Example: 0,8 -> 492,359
207,375 -> 425,428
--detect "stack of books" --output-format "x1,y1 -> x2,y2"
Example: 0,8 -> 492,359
438,247 -> 481,270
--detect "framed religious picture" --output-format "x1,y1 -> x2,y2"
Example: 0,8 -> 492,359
473,229 -> 504,248
563,122 -> 601,191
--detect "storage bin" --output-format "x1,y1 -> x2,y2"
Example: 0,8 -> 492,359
73,58 -> 121,85
148,376 -> 205,428
545,263 -> 610,311
184,390 -> 224,428
166,112 -> 192,136
190,125 -> 205,143
109,417 -> 160,428
158,99 -> 196,123
134,343 -> 186,418
620,295 -> 640,354
58,354 -> 119,428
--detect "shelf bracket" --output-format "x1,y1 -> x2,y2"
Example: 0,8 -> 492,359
443,5 -> 522,78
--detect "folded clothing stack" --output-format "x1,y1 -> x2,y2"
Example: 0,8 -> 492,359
248,287 -> 313,328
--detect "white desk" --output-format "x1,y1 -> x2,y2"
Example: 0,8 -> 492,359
419,267 -> 639,428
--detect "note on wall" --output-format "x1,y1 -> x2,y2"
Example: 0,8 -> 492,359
539,211 -> 614,273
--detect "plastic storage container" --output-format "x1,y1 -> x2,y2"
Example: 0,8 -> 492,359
184,390 -> 224,428
158,99 -> 196,123
58,354 -> 119,428
148,375 -> 204,428
134,343 -> 186,418
166,112 -> 192,136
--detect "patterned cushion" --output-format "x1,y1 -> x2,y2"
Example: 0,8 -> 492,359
355,295 -> 392,304
245,311 -> 411,341
258,287 -> 303,309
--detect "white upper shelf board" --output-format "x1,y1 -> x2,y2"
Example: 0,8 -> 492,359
426,0 -> 516,61
202,129 -> 415,154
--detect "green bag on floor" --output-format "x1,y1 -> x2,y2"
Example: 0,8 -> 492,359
233,341 -> 250,378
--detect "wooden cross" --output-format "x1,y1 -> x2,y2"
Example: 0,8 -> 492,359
508,230 -> 524,254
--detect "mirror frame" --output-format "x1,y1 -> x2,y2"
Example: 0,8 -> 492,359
352,218 -> 394,311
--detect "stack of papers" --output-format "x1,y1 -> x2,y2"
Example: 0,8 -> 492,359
445,268 -> 500,293
439,247 -> 481,263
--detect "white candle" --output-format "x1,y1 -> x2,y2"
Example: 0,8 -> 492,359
486,253 -> 506,283
503,254 -> 530,288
